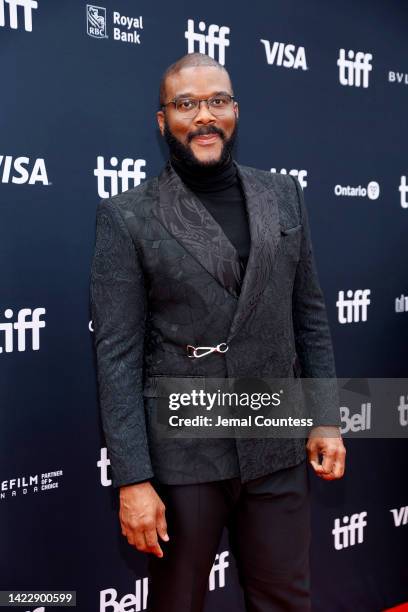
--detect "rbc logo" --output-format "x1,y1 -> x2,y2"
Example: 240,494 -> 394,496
86,4 -> 107,39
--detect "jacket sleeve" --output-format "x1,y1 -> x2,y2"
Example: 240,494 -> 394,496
90,197 -> 154,487
290,176 -> 341,427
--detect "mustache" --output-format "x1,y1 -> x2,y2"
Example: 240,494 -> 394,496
187,125 -> 225,143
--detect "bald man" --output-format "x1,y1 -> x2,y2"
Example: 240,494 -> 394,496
90,53 -> 345,611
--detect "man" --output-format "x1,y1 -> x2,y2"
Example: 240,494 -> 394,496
90,53 -> 346,611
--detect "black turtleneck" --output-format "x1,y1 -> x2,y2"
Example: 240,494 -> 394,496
171,155 -> 251,276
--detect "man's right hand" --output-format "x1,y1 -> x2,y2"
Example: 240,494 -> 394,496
119,481 -> 169,557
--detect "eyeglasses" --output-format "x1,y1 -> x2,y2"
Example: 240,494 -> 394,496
161,94 -> 236,118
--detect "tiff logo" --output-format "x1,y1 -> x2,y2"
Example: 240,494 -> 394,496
332,511 -> 367,550
94,156 -> 146,198
209,551 -> 229,590
0,0 -> 38,31
185,19 -> 230,66
390,506 -> 408,527
0,308 -> 46,353
399,176 -> 408,208
337,49 -> 372,88
260,40 -> 307,70
336,289 -> 371,324
98,447 -> 112,487
270,168 -> 308,189
397,395 -> 408,427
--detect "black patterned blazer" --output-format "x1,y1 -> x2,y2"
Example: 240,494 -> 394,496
90,160 -> 339,488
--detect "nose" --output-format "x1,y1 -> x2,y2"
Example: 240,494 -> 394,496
193,100 -> 217,125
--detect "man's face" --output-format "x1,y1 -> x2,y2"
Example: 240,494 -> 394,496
157,66 -> 239,168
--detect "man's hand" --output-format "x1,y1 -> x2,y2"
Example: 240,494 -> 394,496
306,426 -> 346,480
119,481 -> 169,557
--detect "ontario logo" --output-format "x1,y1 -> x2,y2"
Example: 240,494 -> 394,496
86,5 -> 107,39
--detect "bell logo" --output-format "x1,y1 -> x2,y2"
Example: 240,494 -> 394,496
260,40 -> 308,70
0,0 -> 38,32
340,403 -> 371,434
184,19 -> 230,66
100,578 -> 148,612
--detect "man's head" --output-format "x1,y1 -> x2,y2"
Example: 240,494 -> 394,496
156,53 -> 239,169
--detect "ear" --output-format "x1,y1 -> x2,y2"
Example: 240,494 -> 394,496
156,110 -> 165,136
233,101 -> 239,120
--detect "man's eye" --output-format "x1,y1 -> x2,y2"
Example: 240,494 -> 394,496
210,97 -> 227,106
178,99 -> 195,110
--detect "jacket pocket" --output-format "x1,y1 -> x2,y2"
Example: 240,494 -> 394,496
280,224 -> 302,236
143,375 -> 206,397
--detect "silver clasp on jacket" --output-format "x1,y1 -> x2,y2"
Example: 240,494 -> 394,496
186,343 -> 229,359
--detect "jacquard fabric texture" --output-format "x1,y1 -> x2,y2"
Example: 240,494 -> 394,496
90,161 -> 339,488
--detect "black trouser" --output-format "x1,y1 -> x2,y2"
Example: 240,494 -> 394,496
147,460 -> 311,612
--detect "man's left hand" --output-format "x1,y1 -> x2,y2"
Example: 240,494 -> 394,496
306,426 -> 346,480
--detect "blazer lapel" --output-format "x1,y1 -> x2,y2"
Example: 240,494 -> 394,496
154,160 -> 281,343
226,164 -> 281,342
155,161 -> 243,298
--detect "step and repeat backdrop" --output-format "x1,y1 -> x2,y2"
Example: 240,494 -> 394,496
1,1 -> 408,611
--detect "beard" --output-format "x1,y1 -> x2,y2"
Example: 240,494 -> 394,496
163,118 -> 238,170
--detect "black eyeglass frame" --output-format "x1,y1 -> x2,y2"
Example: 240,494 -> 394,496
160,94 -> 237,114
